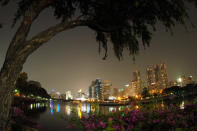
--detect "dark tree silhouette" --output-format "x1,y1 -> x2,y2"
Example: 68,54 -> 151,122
0,0 -> 197,129
141,87 -> 150,98
15,73 -> 50,98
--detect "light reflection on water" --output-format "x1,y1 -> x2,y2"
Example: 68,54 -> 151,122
48,101 -> 126,119
28,97 -> 196,120
180,101 -> 185,109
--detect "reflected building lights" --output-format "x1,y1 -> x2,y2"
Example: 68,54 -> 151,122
77,105 -> 82,119
109,107 -> 116,112
55,104 -> 60,112
50,101 -> 54,115
86,103 -> 90,114
58,104 -> 60,112
81,104 -> 87,112
65,105 -> 71,116
180,101 -> 185,109
30,104 -> 33,110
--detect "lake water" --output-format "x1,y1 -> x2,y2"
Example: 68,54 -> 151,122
25,101 -> 125,131
24,96 -> 197,131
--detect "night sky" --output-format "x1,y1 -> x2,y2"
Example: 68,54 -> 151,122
0,2 -> 197,95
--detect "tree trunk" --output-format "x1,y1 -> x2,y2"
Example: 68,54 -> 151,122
0,58 -> 24,130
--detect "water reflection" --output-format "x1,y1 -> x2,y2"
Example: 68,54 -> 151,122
109,107 -> 116,112
77,104 -> 82,119
65,105 -> 71,116
47,96 -> 197,119
55,104 -> 60,113
180,101 -> 184,109
29,103 -> 47,110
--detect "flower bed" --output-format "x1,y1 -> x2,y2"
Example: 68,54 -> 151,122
67,103 -> 197,131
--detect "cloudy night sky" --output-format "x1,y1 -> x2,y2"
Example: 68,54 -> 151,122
0,2 -> 197,95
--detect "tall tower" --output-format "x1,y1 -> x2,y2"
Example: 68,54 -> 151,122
132,70 -> 142,94
159,62 -> 168,89
94,79 -> 103,100
89,81 -> 95,100
89,79 -> 103,100
146,62 -> 168,93
146,65 -> 155,89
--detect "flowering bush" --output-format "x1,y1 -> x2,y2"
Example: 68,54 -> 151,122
11,106 -> 41,130
67,103 -> 197,131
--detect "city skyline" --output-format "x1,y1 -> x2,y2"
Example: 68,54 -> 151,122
0,2 -> 197,94
49,62 -> 196,96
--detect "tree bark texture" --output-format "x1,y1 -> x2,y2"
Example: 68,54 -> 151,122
0,1 -> 87,129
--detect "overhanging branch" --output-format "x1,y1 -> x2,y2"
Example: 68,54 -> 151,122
19,20 -> 88,57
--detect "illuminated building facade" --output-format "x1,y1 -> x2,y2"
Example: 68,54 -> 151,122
168,80 -> 178,87
112,87 -> 119,97
89,79 -> 103,100
101,80 -> 112,101
89,79 -> 112,101
146,62 -> 168,93
66,91 -> 73,100
76,89 -> 88,101
132,70 -> 142,95
177,75 -> 194,87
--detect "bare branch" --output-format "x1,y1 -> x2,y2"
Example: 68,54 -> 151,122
19,20 -> 88,57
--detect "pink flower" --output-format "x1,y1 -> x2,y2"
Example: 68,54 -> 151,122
99,121 -> 105,128
169,104 -> 174,108
153,119 -> 160,124
108,117 -> 113,121
36,122 -> 41,129
66,124 -> 76,129
124,108 -> 129,115
112,125 -> 121,130
13,107 -> 25,118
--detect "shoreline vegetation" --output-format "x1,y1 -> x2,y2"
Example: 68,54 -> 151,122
9,84 -> 197,130
66,102 -> 197,131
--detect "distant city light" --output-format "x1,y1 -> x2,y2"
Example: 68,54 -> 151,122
125,84 -> 130,87
108,96 -> 116,100
177,78 -> 182,83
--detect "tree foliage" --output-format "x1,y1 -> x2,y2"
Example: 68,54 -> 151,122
141,87 -> 150,98
15,72 -> 50,99
0,0 -> 197,60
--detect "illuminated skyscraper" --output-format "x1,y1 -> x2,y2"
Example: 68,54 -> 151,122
146,62 -> 168,93
146,65 -> 155,89
159,62 -> 168,89
101,80 -> 112,101
66,91 -> 73,100
132,70 -> 142,94
89,79 -> 103,100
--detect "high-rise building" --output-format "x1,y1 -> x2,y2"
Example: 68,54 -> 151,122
160,62 -> 168,89
132,70 -> 142,94
146,62 -> 168,93
187,76 -> 194,85
101,80 -> 112,100
89,79 -> 103,100
178,75 -> 194,87
66,91 -> 73,100
147,65 -> 155,89
76,89 -> 88,101
112,87 -> 119,97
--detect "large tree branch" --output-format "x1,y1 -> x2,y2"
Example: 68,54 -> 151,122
18,20 -> 88,59
5,0 -> 51,60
